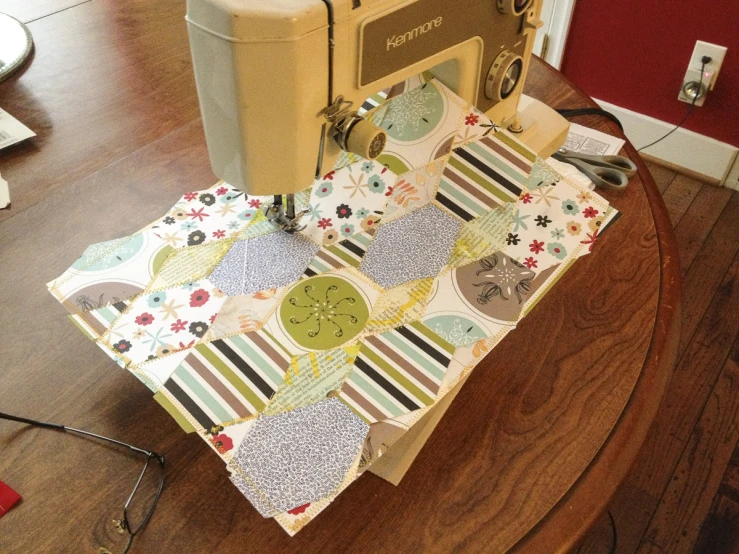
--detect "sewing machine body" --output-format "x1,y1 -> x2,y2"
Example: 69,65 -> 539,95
186,0 -> 568,196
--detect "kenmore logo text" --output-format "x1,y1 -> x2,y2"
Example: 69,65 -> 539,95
386,16 -> 443,50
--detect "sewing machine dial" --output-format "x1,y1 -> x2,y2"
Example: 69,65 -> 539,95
485,50 -> 524,101
496,0 -> 533,15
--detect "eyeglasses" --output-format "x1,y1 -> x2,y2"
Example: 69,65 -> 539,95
0,411 -> 165,554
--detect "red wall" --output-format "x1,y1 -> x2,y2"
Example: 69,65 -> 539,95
560,1 -> 739,147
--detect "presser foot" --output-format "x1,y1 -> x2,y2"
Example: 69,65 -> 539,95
264,194 -> 310,234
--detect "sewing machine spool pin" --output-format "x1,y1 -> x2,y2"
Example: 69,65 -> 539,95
321,95 -> 387,162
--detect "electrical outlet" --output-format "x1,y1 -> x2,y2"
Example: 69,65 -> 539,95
678,68 -> 711,106
678,40 -> 727,105
689,40 -> 728,89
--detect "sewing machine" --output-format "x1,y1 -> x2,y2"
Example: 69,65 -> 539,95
186,0 -> 569,231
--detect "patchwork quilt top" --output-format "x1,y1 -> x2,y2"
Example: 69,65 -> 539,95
48,75 -> 618,534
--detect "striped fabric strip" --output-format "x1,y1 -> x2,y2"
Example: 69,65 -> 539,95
303,233 -> 371,277
162,330 -> 292,431
154,391 -> 197,433
436,141 -> 522,222
67,314 -> 98,341
75,300 -> 130,339
469,139 -> 530,190
479,135 -> 533,174
359,88 -> 389,115
339,321 -> 456,423
491,130 -> 538,163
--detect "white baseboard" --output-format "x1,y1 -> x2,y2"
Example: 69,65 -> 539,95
725,155 -> 739,191
594,99 -> 739,185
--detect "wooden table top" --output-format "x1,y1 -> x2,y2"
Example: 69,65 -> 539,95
0,2 -> 680,552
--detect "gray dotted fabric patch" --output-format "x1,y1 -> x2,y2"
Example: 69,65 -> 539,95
209,232 -> 319,296
229,398 -> 369,517
360,204 -> 462,288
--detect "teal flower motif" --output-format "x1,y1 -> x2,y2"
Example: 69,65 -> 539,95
367,175 -> 385,194
227,221 -> 240,230
550,228 -> 565,239
142,327 -> 173,352
309,203 -> 323,221
180,221 -> 197,231
219,191 -> 242,204
512,209 -> 530,232
561,199 -> 579,215
339,223 -> 355,237
547,242 -> 567,259
237,209 -> 257,221
182,281 -> 200,291
147,291 -> 167,308
356,208 -> 370,219
361,161 -> 374,173
315,182 -> 333,197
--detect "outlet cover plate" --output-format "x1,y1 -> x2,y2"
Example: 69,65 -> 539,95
689,40 -> 728,89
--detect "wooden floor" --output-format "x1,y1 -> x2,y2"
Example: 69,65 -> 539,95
579,165 -> 739,554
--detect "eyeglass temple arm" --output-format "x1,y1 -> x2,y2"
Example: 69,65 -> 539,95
0,411 -> 159,459
0,410 -> 65,429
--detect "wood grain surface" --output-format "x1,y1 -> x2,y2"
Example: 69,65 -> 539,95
0,1 -> 680,552
574,168 -> 739,553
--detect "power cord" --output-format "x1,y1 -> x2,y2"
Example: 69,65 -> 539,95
575,510 -> 618,554
638,57 -> 710,152
556,108 -> 624,132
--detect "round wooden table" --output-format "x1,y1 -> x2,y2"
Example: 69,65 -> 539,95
0,6 -> 680,550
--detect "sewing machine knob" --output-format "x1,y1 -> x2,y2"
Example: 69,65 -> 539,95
496,0 -> 532,15
343,118 -> 387,160
485,50 -> 524,101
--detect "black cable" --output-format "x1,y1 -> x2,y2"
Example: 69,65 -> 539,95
573,510 -> 618,554
556,107 -> 624,132
607,510 -> 618,554
638,60 -> 708,152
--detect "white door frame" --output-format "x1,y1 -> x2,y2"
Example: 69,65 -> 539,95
540,0 -> 577,69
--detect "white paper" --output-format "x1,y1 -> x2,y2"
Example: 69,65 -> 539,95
0,107 -> 35,150
0,173 -> 8,209
546,157 -> 596,191
563,122 -> 625,156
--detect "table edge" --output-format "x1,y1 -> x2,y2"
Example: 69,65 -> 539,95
512,58 -> 682,553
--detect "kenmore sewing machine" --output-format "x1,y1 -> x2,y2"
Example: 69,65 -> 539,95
186,0 -> 569,231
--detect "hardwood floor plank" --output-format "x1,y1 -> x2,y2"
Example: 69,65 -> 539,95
673,187 -> 735,276
646,163 -> 677,194
0,0 -> 90,23
678,193 -> 739,357
603,254 -> 739,551
578,482 -> 659,554
0,0 -> 200,224
633,255 -> 739,496
692,442 -> 739,554
637,336 -> 739,553
661,175 -> 703,227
